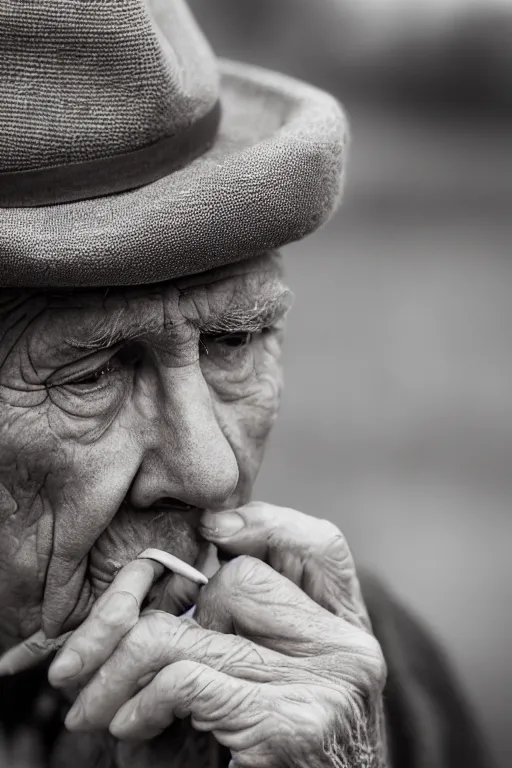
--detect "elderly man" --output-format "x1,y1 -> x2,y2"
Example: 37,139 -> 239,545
0,2 -> 491,767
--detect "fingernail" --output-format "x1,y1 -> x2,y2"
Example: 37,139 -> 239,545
201,511 -> 245,537
49,649 -> 82,682
65,699 -> 85,730
110,705 -> 134,735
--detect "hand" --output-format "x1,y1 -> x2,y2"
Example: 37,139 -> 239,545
49,504 -> 387,768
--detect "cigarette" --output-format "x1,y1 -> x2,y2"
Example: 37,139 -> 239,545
138,548 -> 209,585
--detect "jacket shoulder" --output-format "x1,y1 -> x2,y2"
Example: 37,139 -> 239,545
359,572 -> 493,768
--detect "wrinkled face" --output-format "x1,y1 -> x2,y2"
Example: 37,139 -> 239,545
0,252 -> 290,650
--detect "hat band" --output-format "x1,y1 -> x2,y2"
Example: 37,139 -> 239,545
0,101 -> 221,208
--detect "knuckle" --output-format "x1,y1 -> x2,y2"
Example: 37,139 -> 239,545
317,519 -> 350,557
302,706 -> 329,744
355,632 -> 387,696
230,554 -> 272,584
152,663 -> 178,700
204,555 -> 269,601
280,693 -> 330,750
331,626 -> 387,699
95,660 -> 112,689
123,611 -> 169,657
371,639 -> 388,693
94,590 -> 140,631
158,660 -> 201,705
226,556 -> 278,604
168,658 -> 199,681
317,517 -> 343,542
139,609 -> 176,638
221,634 -> 261,672
168,616 -> 200,649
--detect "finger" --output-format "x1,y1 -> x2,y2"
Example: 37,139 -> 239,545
0,629 -> 71,676
200,502 -> 369,627
195,558 -> 386,701
195,556 -> 350,658
109,660 -> 265,747
49,558 -> 162,689
64,611 -> 280,731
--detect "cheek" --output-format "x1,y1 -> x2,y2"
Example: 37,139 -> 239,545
0,406 -> 64,524
245,333 -> 284,445
0,405 -> 141,634
213,343 -> 283,495
0,407 -> 67,638
0,405 -> 138,520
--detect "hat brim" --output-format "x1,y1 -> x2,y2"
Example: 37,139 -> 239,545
0,60 -> 348,288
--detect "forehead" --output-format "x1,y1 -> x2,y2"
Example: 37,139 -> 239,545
4,252 -> 287,364
53,251 -> 284,322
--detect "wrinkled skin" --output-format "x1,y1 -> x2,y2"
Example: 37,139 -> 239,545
49,504 -> 387,768
0,252 -> 388,767
0,252 -> 288,649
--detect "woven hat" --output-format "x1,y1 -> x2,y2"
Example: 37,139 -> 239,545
0,0 -> 347,288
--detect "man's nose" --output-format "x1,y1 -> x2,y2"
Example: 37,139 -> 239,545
129,364 -> 239,510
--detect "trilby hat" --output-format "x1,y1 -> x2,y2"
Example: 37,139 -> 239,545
0,0 -> 348,287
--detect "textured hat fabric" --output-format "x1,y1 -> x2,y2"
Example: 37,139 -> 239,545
0,0 -> 218,173
0,0 -> 348,288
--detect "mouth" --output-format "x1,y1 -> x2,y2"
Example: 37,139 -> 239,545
151,498 -> 199,512
41,500 -> 206,638
89,501 -> 204,592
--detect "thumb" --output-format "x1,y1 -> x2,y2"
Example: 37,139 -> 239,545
200,502 -> 369,628
200,504 -> 268,560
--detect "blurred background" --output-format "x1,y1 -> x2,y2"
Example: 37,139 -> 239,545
188,1 -> 512,766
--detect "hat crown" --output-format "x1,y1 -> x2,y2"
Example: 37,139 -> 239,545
0,0 -> 219,174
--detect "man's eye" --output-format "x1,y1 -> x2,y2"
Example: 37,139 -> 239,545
202,331 -> 253,350
72,358 -> 121,386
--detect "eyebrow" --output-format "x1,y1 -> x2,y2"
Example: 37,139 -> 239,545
64,308 -> 161,353
64,288 -> 293,353
192,288 -> 294,335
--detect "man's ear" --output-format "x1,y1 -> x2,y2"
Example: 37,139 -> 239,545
0,483 -> 17,519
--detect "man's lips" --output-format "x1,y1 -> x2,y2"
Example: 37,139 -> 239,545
89,503 -> 204,578
155,498 -> 201,513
